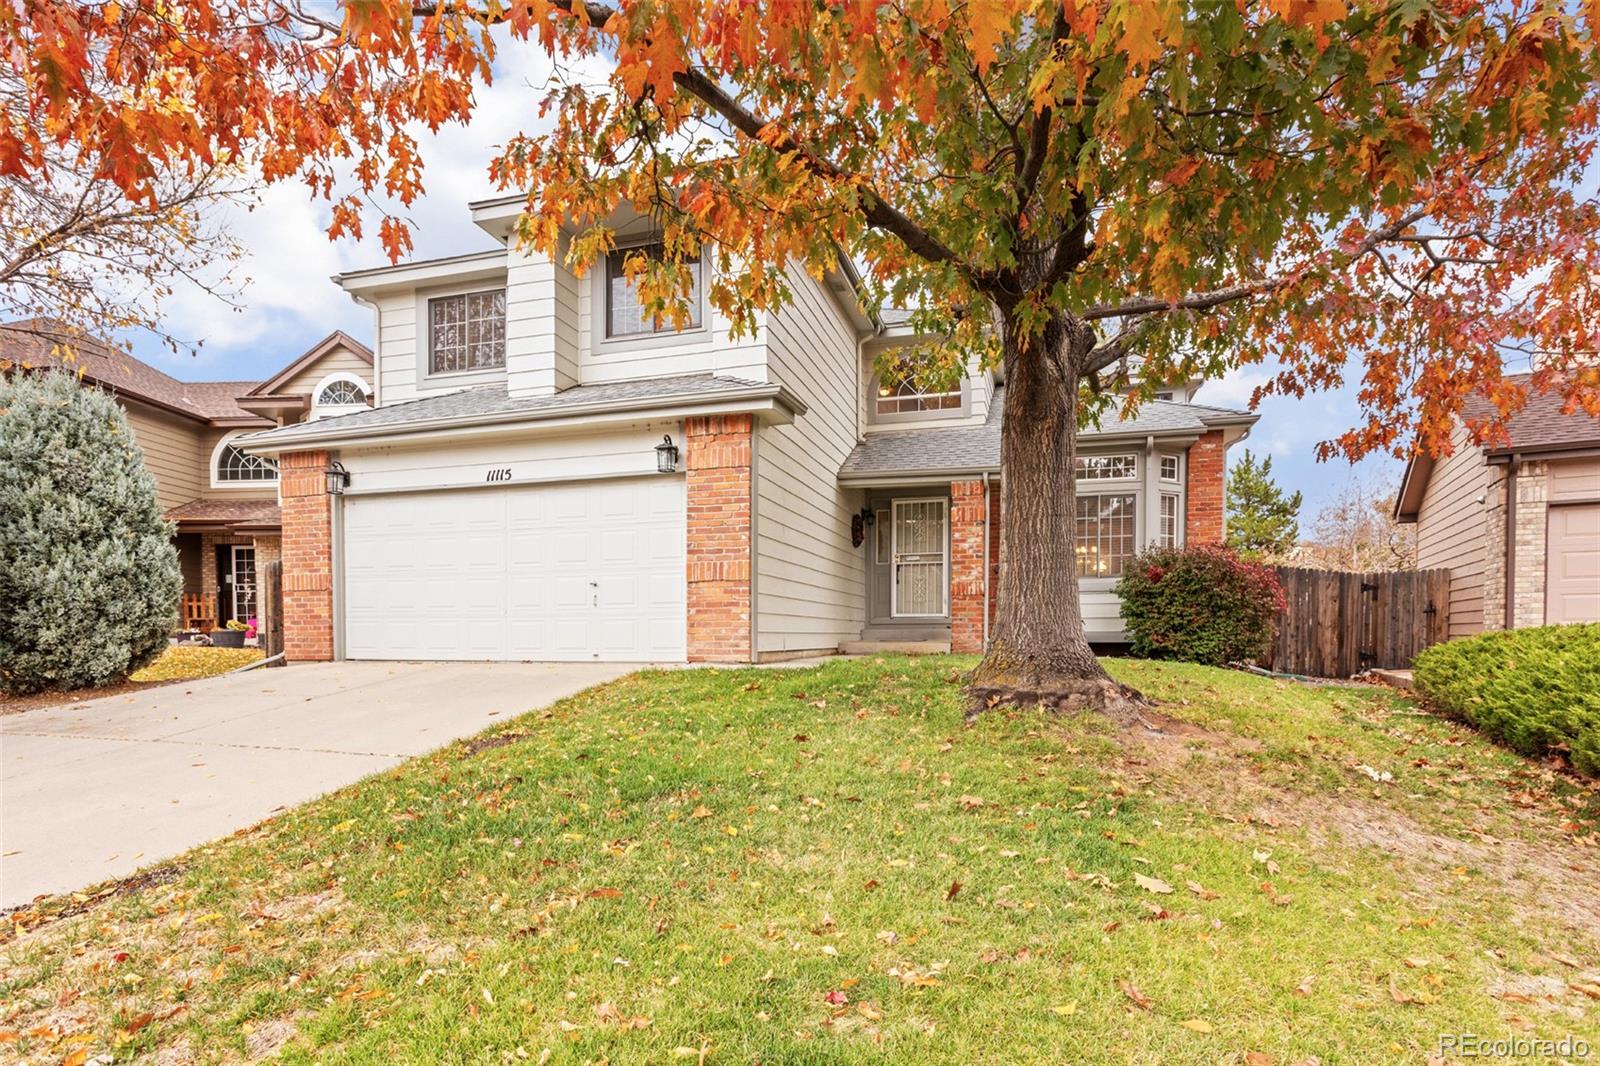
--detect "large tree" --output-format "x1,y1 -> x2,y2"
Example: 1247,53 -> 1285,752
9,0 -> 1598,713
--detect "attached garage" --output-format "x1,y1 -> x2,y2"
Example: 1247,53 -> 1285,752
1547,502 -> 1600,625
342,476 -> 686,661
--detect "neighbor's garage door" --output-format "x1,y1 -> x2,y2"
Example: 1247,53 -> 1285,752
1547,502 -> 1600,624
342,477 -> 685,661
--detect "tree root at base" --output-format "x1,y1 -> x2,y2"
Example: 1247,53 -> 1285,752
966,674 -> 1152,727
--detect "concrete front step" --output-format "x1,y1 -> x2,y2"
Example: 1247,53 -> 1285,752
839,640 -> 952,655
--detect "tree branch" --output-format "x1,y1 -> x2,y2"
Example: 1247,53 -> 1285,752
1081,206 -> 1431,322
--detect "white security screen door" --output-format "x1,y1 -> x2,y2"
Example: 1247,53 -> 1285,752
891,498 -> 948,617
230,546 -> 257,622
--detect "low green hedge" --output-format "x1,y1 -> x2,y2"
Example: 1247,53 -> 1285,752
1412,624 -> 1600,777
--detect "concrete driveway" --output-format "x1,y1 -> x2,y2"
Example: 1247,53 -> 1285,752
0,661 -> 633,908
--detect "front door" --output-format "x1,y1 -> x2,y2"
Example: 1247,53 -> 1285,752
229,546 -> 258,624
891,498 -> 948,617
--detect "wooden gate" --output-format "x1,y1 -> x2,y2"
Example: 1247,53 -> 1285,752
1269,567 -> 1451,677
259,559 -> 285,665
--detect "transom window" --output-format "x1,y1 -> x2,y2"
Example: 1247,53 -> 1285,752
429,289 -> 506,374
875,366 -> 962,416
1159,493 -> 1180,547
1076,454 -> 1137,480
606,244 -> 703,338
317,379 -> 365,407
1160,455 -> 1180,481
216,442 -> 278,483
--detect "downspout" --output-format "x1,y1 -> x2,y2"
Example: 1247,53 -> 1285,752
1503,454 -> 1519,631
981,470 -> 992,648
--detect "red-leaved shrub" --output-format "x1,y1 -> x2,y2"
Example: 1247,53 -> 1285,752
1114,545 -> 1285,665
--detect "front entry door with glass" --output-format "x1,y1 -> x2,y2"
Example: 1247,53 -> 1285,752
229,545 -> 258,623
891,498 -> 948,617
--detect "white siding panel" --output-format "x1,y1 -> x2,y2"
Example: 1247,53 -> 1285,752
374,293 -> 419,405
755,264 -> 866,655
578,260 -> 768,384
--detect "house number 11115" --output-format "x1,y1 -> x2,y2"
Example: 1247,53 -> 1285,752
485,468 -> 512,483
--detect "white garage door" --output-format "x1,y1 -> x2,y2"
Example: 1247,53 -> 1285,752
1547,502 -> 1600,625
342,477 -> 685,661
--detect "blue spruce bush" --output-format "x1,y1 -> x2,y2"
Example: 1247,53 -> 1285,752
0,370 -> 181,694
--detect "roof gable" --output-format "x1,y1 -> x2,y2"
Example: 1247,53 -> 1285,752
245,331 -> 374,397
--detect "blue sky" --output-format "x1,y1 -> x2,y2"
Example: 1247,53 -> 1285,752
127,37 -> 1403,520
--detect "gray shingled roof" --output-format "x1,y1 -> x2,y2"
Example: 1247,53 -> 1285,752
838,387 -> 1255,479
240,373 -> 791,448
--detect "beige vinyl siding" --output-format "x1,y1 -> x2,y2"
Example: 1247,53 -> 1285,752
276,344 -> 374,396
1415,424 -> 1489,636
122,402 -> 207,511
754,265 -> 866,655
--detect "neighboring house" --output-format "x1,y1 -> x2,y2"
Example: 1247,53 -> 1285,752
1395,375 -> 1600,635
1,322 -> 374,629
239,194 -> 1258,664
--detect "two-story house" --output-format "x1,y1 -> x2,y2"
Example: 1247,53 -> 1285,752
240,195 -> 1257,664
1,322 -> 375,631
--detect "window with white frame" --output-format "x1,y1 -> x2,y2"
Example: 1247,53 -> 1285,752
1158,493 -> 1180,547
875,362 -> 962,416
1076,454 -> 1137,480
317,379 -> 365,407
214,439 -> 278,484
606,244 -> 703,338
1074,494 -> 1137,577
1160,454 -> 1180,481
428,289 -> 505,374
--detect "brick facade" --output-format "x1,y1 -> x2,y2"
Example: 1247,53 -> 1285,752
1484,461 -> 1552,631
685,415 -> 753,662
279,450 -> 334,661
1185,430 -> 1226,544
949,479 -> 988,653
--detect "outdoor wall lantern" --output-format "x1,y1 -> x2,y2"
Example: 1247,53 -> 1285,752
325,460 -> 351,495
655,434 -> 681,474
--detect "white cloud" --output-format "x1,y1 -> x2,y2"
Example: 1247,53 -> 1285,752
141,32 -> 615,377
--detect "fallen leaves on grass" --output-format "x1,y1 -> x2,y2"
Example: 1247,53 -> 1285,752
1134,873 -> 1173,894
1118,979 -> 1154,1010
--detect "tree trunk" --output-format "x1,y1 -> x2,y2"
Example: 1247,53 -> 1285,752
967,309 -> 1146,721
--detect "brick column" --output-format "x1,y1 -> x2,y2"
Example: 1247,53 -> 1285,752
988,484 -> 1001,630
1185,430 -> 1226,545
279,450 -> 334,661
686,415 -> 752,662
949,479 -> 990,653
1511,461 -> 1549,629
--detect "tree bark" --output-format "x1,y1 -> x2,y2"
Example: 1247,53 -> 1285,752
967,308 -> 1146,721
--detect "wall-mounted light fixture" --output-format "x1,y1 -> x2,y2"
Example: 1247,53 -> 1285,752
655,434 -> 681,474
324,460 -> 351,495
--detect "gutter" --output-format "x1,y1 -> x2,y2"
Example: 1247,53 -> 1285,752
1503,453 -> 1519,631
236,382 -> 806,454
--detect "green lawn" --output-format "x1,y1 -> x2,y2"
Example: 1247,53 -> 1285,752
2,657 -> 1597,1063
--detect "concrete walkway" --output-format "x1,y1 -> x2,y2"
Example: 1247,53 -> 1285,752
0,661 -> 633,908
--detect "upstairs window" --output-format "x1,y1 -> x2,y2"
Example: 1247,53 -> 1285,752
429,289 -> 505,374
606,244 -> 703,338
215,439 -> 278,484
1160,455 -> 1180,481
317,379 -> 365,407
875,364 -> 962,416
1075,454 -> 1137,480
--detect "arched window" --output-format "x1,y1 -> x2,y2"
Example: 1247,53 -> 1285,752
317,379 -> 365,406
309,372 -> 371,420
212,434 -> 278,486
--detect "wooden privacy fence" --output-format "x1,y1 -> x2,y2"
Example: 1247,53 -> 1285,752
1270,566 -> 1451,678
